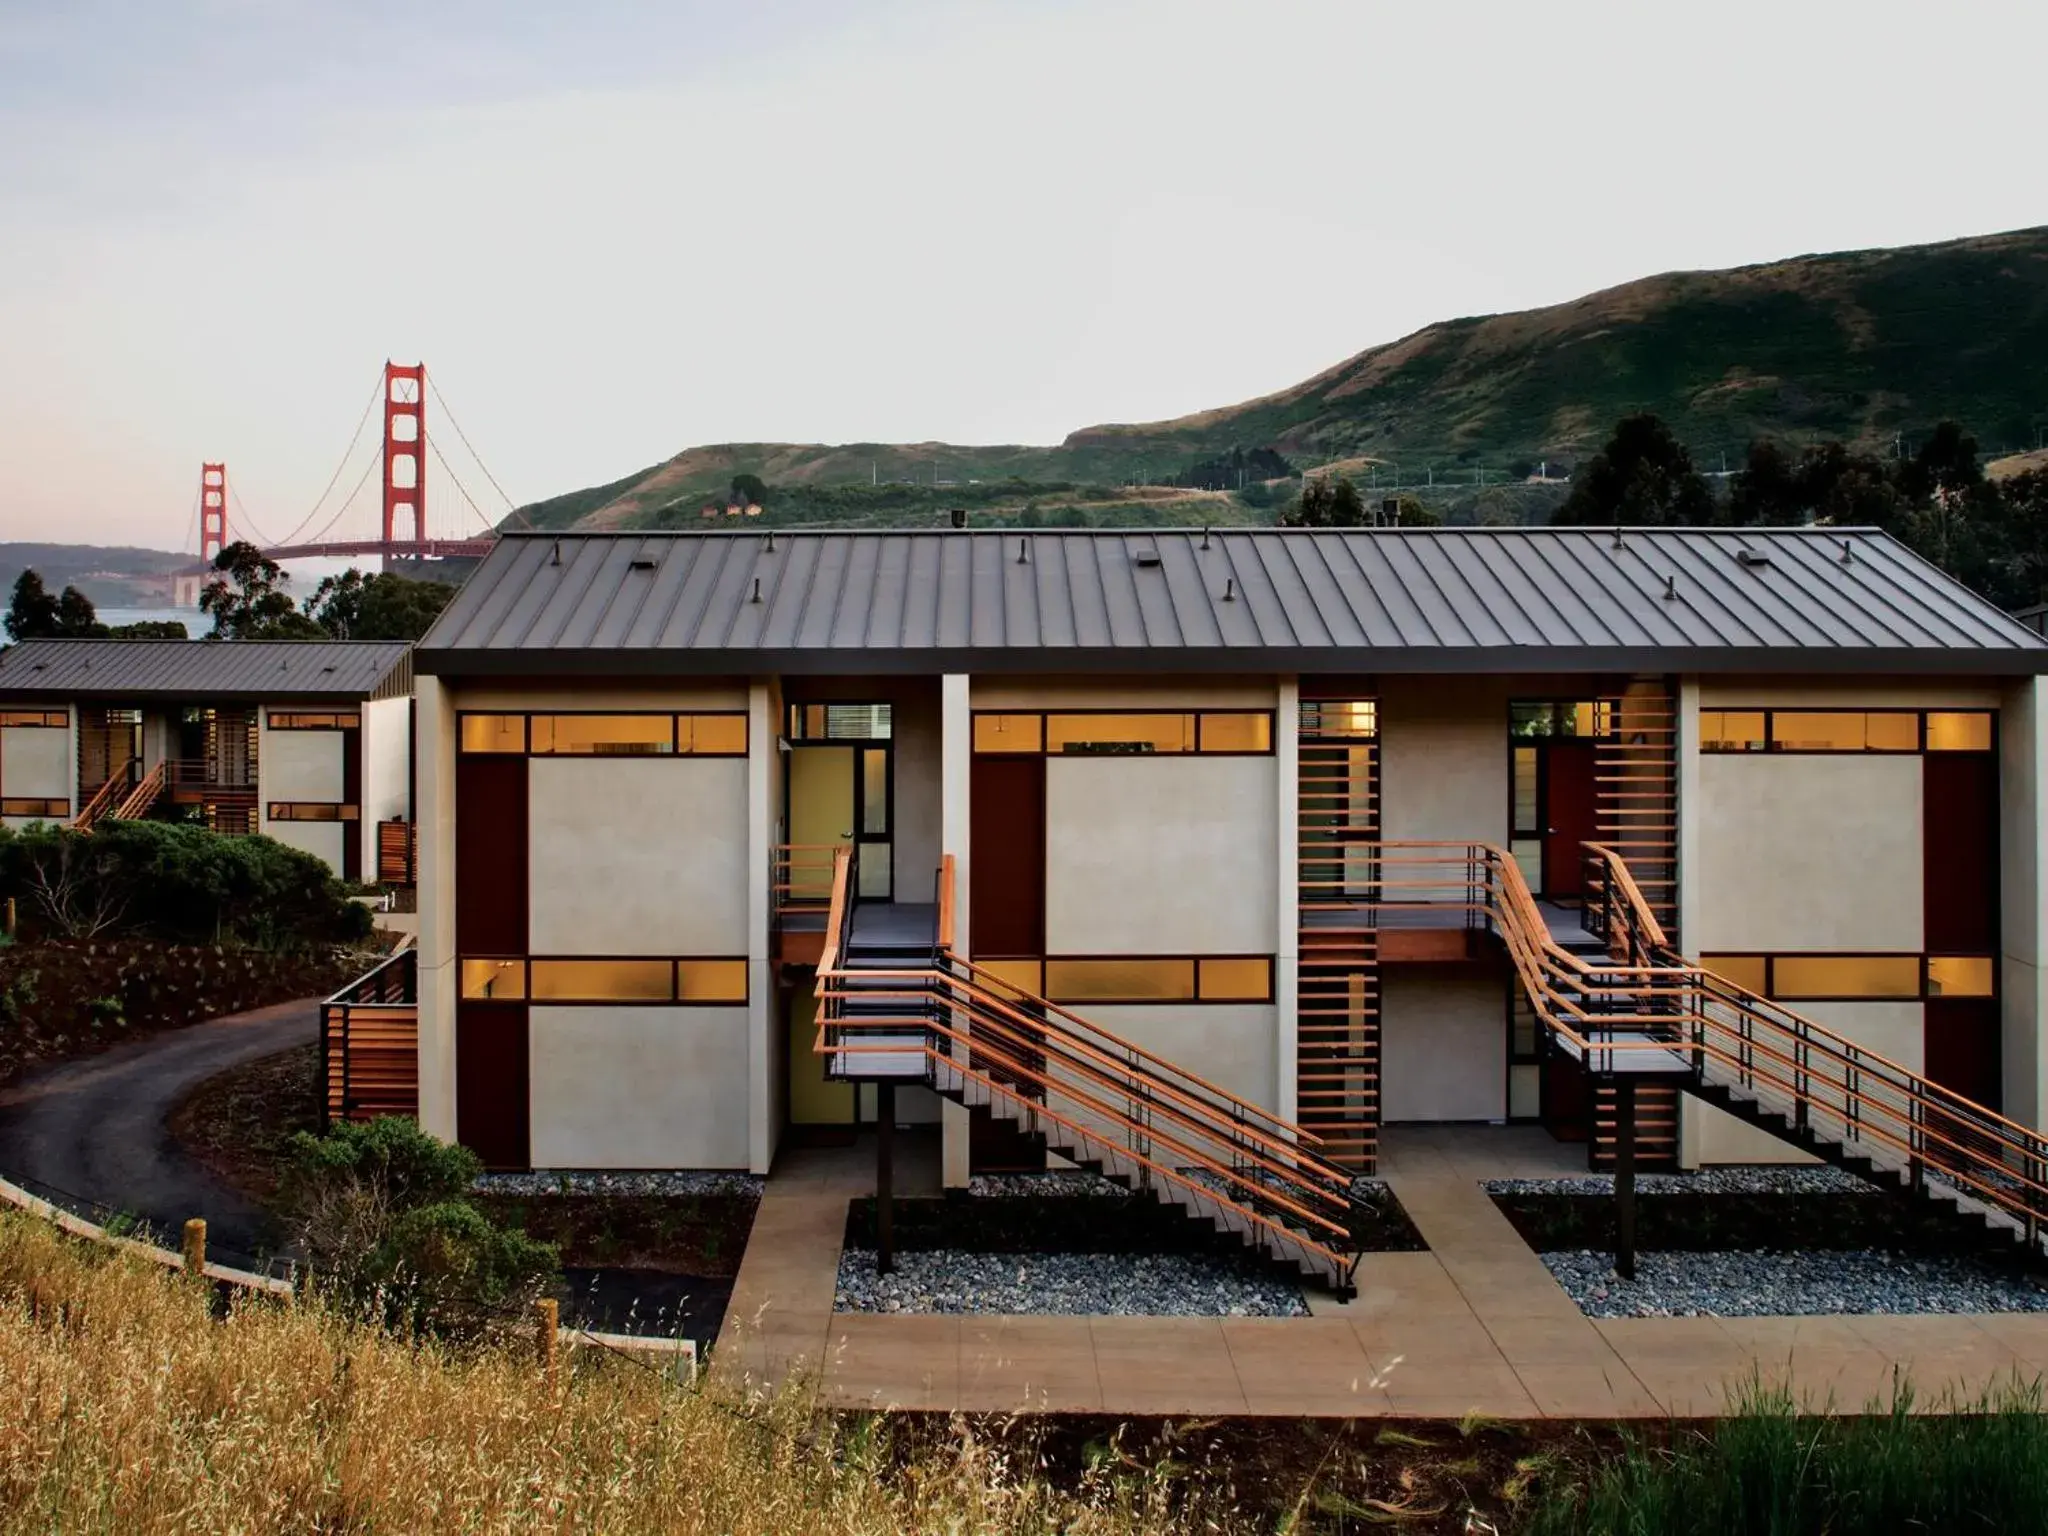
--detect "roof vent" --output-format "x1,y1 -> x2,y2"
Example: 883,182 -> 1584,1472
628,556 -> 659,571
1735,549 -> 1771,569
1133,549 -> 1163,569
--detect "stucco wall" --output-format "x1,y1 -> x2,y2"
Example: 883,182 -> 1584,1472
527,757 -> 748,955
1380,968 -> 1507,1122
1,719 -> 72,828
266,818 -> 346,870
261,725 -> 346,803
2002,676 -> 2047,1129
527,1006 -> 751,1168
363,696 -> 411,820
1044,754 -> 1277,955
1692,755 -> 1923,952
1377,676 -> 1511,846
891,687 -> 942,900
1070,1003 -> 1278,1110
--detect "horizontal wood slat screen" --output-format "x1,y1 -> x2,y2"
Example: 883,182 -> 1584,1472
321,952 -> 418,1126
377,821 -> 417,885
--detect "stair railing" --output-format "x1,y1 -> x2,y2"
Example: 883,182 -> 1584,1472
110,759 -> 166,821
71,758 -> 138,832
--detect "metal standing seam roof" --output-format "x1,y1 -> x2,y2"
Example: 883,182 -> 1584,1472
415,527 -> 2048,676
0,640 -> 415,701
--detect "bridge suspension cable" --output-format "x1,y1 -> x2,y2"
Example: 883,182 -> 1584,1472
301,450 -> 386,549
226,482 -> 287,553
426,433 -> 502,536
268,369 -> 388,550
426,372 -> 529,529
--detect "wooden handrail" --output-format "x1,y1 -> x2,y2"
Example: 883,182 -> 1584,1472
936,853 -> 955,952
815,845 -> 852,976
111,760 -> 166,821
71,759 -> 136,832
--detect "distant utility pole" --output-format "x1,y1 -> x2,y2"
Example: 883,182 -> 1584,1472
872,461 -> 877,486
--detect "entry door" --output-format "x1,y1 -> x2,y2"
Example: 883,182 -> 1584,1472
1540,739 -> 1599,897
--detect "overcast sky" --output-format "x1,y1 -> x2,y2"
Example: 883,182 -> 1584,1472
2,0 -> 2042,549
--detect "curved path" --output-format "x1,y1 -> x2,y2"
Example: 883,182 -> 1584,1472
0,999 -> 316,1259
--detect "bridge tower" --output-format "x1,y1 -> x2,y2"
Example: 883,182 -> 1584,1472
382,362 -> 425,549
198,462 -> 229,564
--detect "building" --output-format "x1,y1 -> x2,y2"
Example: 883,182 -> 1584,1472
0,638 -> 416,882
356,526 -> 2048,1289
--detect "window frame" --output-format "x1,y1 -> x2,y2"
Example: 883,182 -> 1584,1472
0,797 -> 71,818
455,710 -> 749,757
266,801 -> 361,822
1699,708 -> 1995,756
266,711 -> 361,731
1698,951 -> 1998,1002
458,955 -> 751,1005
0,710 -> 68,729
992,953 -> 1276,1005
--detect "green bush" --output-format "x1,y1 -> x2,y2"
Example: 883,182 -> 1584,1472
0,820 -> 372,948
283,1117 -> 558,1339
1529,1377 -> 2048,1535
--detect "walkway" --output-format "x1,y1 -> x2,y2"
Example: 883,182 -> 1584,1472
713,1125 -> 2048,1416
0,999 -> 315,1258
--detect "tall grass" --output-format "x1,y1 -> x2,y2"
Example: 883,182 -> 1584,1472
1527,1376 -> 2048,1535
0,1211 -> 1235,1534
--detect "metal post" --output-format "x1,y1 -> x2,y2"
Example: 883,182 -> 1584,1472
1613,1078 -> 1637,1281
876,1081 -> 896,1276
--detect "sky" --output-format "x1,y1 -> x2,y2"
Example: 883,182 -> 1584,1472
2,0 -> 2043,550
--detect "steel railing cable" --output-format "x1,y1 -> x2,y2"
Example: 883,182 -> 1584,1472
268,369 -> 389,549
426,373 -> 530,527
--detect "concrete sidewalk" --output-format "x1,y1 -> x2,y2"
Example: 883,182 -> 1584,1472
712,1127 -> 2048,1417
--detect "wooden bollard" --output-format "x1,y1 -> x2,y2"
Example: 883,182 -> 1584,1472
182,1218 -> 207,1279
535,1297 -> 559,1386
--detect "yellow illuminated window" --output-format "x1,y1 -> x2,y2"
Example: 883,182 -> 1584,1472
267,711 -> 360,731
1770,955 -> 1921,999
676,959 -> 749,1002
682,714 -> 748,755
1926,712 -> 1993,752
1863,713 -> 1920,751
1043,958 -> 1197,1002
0,710 -> 66,728
1197,957 -> 1274,1002
1045,713 -> 1195,754
529,959 -> 674,1002
1301,700 -> 1377,739
460,958 -> 527,1000
1701,711 -> 1766,752
1927,956 -> 1996,997
973,958 -> 1044,1002
973,714 -> 1043,753
1701,955 -> 1769,995
267,802 -> 360,821
1198,713 -> 1273,753
530,715 -> 675,756
460,714 -> 526,753
0,798 -> 69,818
1770,712 -> 1918,752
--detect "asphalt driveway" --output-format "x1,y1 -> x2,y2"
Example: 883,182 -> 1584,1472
0,999 -> 317,1259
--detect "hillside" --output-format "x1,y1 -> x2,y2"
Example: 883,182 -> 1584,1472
517,225 -> 2048,531
0,543 -> 190,607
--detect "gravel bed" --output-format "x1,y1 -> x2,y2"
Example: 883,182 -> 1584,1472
1485,1166 -> 1874,1198
966,1171 -> 1131,1199
834,1249 -> 1308,1317
1544,1248 -> 2048,1318
474,1170 -> 764,1199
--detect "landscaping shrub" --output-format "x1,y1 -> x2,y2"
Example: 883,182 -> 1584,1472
282,1117 -> 559,1339
1527,1377 -> 2048,1535
0,820 -> 373,948
0,939 -> 364,1084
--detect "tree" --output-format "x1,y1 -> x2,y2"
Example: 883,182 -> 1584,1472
1725,439 -> 1805,526
731,472 -> 768,507
1282,474 -> 1368,527
1996,468 -> 2048,608
107,620 -> 189,639
1551,413 -> 1714,526
5,569 -> 108,640
1899,420 -> 1984,505
201,542 -> 323,639
306,569 -> 456,641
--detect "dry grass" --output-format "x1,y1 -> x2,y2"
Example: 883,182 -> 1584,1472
0,1210 -> 1241,1534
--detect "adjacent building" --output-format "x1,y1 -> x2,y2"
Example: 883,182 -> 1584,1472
396,527 -> 2048,1185
0,638 -> 416,882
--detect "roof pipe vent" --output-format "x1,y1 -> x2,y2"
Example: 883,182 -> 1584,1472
1016,539 -> 1029,564
1222,578 -> 1237,602
1200,529 -> 1211,551
764,531 -> 776,553
1663,573 -> 1678,600
550,541 -> 562,566
750,577 -> 763,604
1840,539 -> 1855,565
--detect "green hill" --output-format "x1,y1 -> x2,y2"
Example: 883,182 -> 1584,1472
517,225 -> 2048,531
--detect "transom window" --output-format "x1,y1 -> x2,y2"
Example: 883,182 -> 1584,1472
976,955 -> 1275,1004
268,711 -> 360,731
1700,953 -> 1995,1001
0,797 -> 69,818
972,710 -> 1273,755
1701,709 -> 1992,754
460,957 -> 749,1004
0,710 -> 67,729
268,802 -> 360,822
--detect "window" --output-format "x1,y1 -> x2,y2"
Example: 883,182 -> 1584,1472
1046,713 -> 1195,755
787,703 -> 891,741
1927,956 -> 1996,997
1700,711 -> 1766,752
1701,954 -> 1769,995
0,798 -> 69,818
1769,955 -> 1922,999
1701,709 -> 1994,754
683,714 -> 749,755
268,802 -> 360,821
676,959 -> 750,1002
1510,701 -> 1611,739
530,959 -> 674,1002
1926,712 -> 1994,752
1195,956 -> 1275,1002
973,958 -> 1044,1001
975,711 -> 1276,755
1300,700 -> 1377,739
0,710 -> 66,729
267,711 -> 360,731
973,714 -> 1042,753
461,958 -> 527,1000
460,714 -> 526,753
1043,958 -> 1197,1001
531,714 -> 674,756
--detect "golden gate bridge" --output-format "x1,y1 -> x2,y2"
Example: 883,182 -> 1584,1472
177,361 -> 517,597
